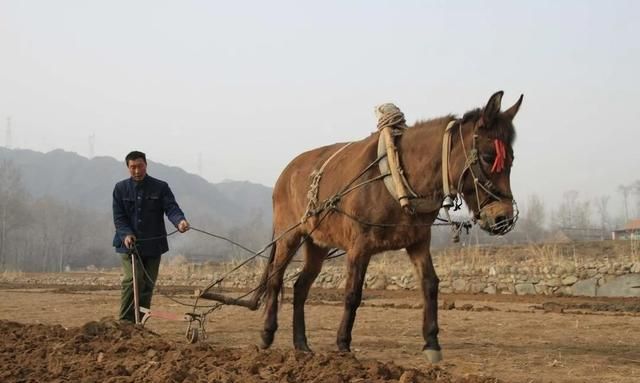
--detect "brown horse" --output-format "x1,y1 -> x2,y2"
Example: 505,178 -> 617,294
228,91 -> 522,362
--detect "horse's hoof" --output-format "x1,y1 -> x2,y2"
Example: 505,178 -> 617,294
294,343 -> 312,352
259,341 -> 271,350
423,349 -> 443,363
260,332 -> 274,349
337,343 -> 351,352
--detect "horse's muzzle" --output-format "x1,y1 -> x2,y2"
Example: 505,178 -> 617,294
477,201 -> 518,236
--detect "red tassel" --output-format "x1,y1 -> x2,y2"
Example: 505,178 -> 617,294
491,139 -> 506,173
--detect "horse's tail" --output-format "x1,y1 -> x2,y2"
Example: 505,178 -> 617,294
246,230 -> 277,311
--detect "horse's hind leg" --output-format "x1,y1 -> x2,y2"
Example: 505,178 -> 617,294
406,240 -> 442,363
336,251 -> 371,352
292,240 -> 327,352
260,231 -> 301,349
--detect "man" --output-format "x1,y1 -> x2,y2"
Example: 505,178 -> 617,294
112,151 -> 190,322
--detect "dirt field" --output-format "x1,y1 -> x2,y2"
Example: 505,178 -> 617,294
1,278 -> 639,382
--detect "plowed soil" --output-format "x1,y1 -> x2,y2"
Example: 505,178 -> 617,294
1,281 -> 639,383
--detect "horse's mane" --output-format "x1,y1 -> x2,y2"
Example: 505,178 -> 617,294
411,108 -> 516,145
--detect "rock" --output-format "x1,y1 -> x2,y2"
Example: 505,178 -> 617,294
597,274 -> 640,297
497,282 -> 515,294
534,284 -> 550,295
571,278 -> 598,297
452,279 -> 468,292
515,283 -> 536,295
470,282 -> 487,294
385,284 -> 401,291
368,274 -> 387,290
483,284 -> 497,294
561,276 -> 578,286
545,278 -> 562,287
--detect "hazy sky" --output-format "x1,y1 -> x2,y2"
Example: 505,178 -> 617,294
1,1 -> 639,216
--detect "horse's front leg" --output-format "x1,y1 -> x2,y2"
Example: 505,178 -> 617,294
336,252 -> 371,352
406,239 -> 442,363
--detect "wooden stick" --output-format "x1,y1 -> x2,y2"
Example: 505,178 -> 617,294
381,127 -> 411,211
198,291 -> 259,310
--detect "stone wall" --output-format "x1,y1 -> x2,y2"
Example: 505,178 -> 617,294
2,240 -> 639,298
176,240 -> 640,298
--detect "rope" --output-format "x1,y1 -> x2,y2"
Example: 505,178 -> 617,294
332,206 -> 471,230
302,142 -> 353,222
197,220 -> 303,295
198,209 -> 333,316
375,103 -> 408,132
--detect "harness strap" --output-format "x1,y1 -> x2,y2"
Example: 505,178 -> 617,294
302,142 -> 353,222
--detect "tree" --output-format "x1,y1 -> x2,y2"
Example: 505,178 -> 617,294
557,190 -> 578,228
556,190 -> 591,229
517,194 -> 546,241
632,180 -> 640,219
0,160 -> 29,270
594,195 -> 611,237
618,184 -> 631,223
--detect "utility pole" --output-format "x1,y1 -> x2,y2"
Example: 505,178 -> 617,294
197,152 -> 203,177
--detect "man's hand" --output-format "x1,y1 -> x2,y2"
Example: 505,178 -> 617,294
124,234 -> 136,249
177,219 -> 190,233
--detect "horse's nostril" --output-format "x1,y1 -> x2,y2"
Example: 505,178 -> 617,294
495,215 -> 508,223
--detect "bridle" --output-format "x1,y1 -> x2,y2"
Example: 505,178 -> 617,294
442,118 -> 518,235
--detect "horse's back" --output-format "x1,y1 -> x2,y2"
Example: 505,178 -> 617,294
272,134 -> 379,226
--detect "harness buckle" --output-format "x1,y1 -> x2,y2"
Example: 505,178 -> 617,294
442,195 -> 455,209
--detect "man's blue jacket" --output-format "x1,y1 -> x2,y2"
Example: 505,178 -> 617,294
112,175 -> 186,257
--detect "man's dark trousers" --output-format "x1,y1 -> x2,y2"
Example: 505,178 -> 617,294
119,253 -> 161,322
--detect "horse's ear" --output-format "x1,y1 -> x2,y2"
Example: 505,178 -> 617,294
483,91 -> 504,124
503,94 -> 524,121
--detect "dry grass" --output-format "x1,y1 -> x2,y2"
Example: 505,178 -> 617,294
1,270 -> 24,279
154,240 -> 639,282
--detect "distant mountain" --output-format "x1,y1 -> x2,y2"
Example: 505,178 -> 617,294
0,147 -> 273,228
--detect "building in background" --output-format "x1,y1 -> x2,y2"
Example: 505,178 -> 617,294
612,219 -> 640,240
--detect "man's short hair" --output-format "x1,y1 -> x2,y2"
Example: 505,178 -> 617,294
125,151 -> 147,165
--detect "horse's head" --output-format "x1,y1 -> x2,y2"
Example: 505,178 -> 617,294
452,91 -> 523,235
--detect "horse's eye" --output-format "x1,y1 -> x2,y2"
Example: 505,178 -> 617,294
481,154 -> 495,164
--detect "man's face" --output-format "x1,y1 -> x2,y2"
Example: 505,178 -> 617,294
127,158 -> 147,182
